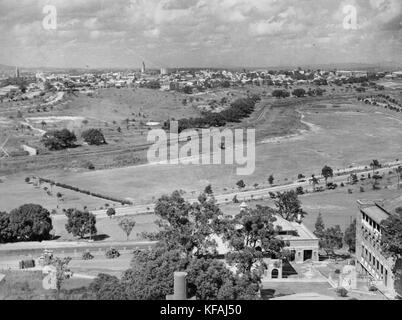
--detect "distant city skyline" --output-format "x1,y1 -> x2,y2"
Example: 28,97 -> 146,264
0,0 -> 401,69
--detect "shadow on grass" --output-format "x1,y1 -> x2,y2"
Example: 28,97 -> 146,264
84,234 -> 110,241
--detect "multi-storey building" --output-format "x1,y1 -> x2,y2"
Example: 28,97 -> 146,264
356,199 -> 397,298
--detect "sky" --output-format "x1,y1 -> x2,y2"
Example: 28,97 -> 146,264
0,0 -> 401,69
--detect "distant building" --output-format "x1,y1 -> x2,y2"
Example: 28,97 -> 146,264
356,199 -> 399,298
15,66 -> 20,78
392,71 -> 402,78
141,61 -> 146,74
160,68 -> 169,75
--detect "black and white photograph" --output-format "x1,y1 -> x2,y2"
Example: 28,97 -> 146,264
0,0 -> 402,304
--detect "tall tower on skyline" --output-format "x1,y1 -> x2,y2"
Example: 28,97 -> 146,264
141,61 -> 146,74
15,66 -> 20,78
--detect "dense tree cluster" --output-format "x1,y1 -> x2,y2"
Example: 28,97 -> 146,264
0,204 -> 53,243
81,129 -> 106,146
87,189 -> 293,300
292,88 -> 306,98
272,90 -> 290,99
381,208 -> 402,298
42,129 -> 77,151
314,213 -> 344,257
163,95 -> 260,132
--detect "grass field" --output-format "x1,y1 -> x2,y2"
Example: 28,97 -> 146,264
1,86 -> 402,215
39,100 -> 402,207
0,269 -> 93,300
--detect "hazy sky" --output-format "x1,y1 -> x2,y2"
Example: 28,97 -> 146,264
0,0 -> 401,68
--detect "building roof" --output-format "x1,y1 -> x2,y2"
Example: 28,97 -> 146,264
275,215 -> 319,241
361,204 -> 390,224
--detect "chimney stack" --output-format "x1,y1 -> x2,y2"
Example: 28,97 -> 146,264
166,272 -> 188,300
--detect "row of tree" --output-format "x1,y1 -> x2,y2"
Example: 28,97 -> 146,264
163,95 -> 261,132
42,128 -> 106,151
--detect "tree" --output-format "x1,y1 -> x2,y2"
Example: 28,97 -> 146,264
322,165 -> 334,185
396,166 -> 402,190
381,209 -> 402,258
344,219 -> 356,253
121,247 -> 261,300
310,175 -> 320,190
314,213 -> 325,239
225,206 -> 286,274
52,257 -> 72,294
236,180 -> 246,189
42,129 -> 77,151
320,225 -> 343,257
204,184 -> 213,195
272,90 -> 290,99
122,248 -> 188,300
118,218 -> 136,240
268,175 -> 274,185
393,259 -> 402,299
292,88 -> 306,98
4,204 -> 53,242
274,190 -> 307,222
89,273 -> 126,300
106,208 -> 116,219
89,191 -> 271,300
144,191 -> 226,258
0,211 -> 12,243
370,159 -> 381,175
82,129 -> 106,146
183,86 -> 193,94
65,209 -> 97,239
186,258 -> 260,300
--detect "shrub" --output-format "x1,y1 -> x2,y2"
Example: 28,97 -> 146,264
105,248 -> 120,259
369,285 -> 378,292
82,251 -> 94,260
336,287 -> 348,297
236,180 -> 246,189
106,208 -> 116,219
334,269 -> 341,274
